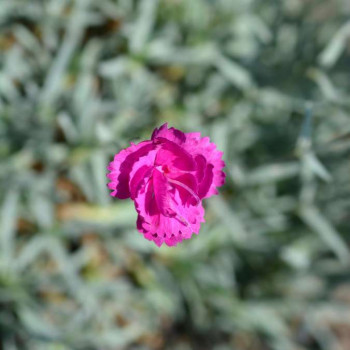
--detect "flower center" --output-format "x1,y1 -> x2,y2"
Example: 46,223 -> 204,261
162,165 -> 170,174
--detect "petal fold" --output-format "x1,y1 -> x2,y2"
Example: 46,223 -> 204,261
107,141 -> 155,199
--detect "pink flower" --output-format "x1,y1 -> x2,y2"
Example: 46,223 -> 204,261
107,123 -> 225,247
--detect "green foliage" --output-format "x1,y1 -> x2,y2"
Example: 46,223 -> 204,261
1,0 -> 350,349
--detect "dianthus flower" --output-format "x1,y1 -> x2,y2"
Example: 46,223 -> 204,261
107,123 -> 225,247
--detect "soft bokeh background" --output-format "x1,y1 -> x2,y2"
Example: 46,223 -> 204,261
1,0 -> 350,349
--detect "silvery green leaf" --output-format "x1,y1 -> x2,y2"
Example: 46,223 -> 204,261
319,21 -> 350,68
147,41 -> 216,65
208,196 -> 248,243
0,188 -> 19,266
57,112 -> 78,143
304,152 -> 332,182
129,0 -> 159,53
308,68 -> 345,102
300,205 -> 350,266
245,162 -> 300,185
41,1 -> 89,104
215,53 -> 254,90
99,56 -> 129,78
19,307 -> 59,339
91,150 -> 109,205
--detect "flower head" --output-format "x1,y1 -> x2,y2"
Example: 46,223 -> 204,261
107,123 -> 225,247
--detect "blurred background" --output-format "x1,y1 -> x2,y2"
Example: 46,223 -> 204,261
1,0 -> 350,349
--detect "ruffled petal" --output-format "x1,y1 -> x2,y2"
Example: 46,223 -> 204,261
129,149 -> 157,199
151,124 -> 225,199
153,169 -> 176,217
135,181 -> 205,247
129,165 -> 152,200
151,123 -> 186,144
167,173 -> 198,206
182,133 -> 225,198
198,164 -> 214,198
154,138 -> 196,172
107,141 -> 155,199
195,154 -> 206,183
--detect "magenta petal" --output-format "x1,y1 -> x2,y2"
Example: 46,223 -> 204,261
129,165 -> 153,199
116,143 -> 155,198
182,133 -> 225,198
151,123 -> 167,140
108,123 -> 224,247
129,148 -> 157,199
155,138 -> 195,171
136,197 -> 205,247
195,154 -> 206,183
134,174 -> 205,247
198,164 -> 214,198
152,123 -> 186,144
107,141 -> 155,199
144,180 -> 159,217
153,169 -> 175,217
134,179 -> 160,238
168,173 -> 198,205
